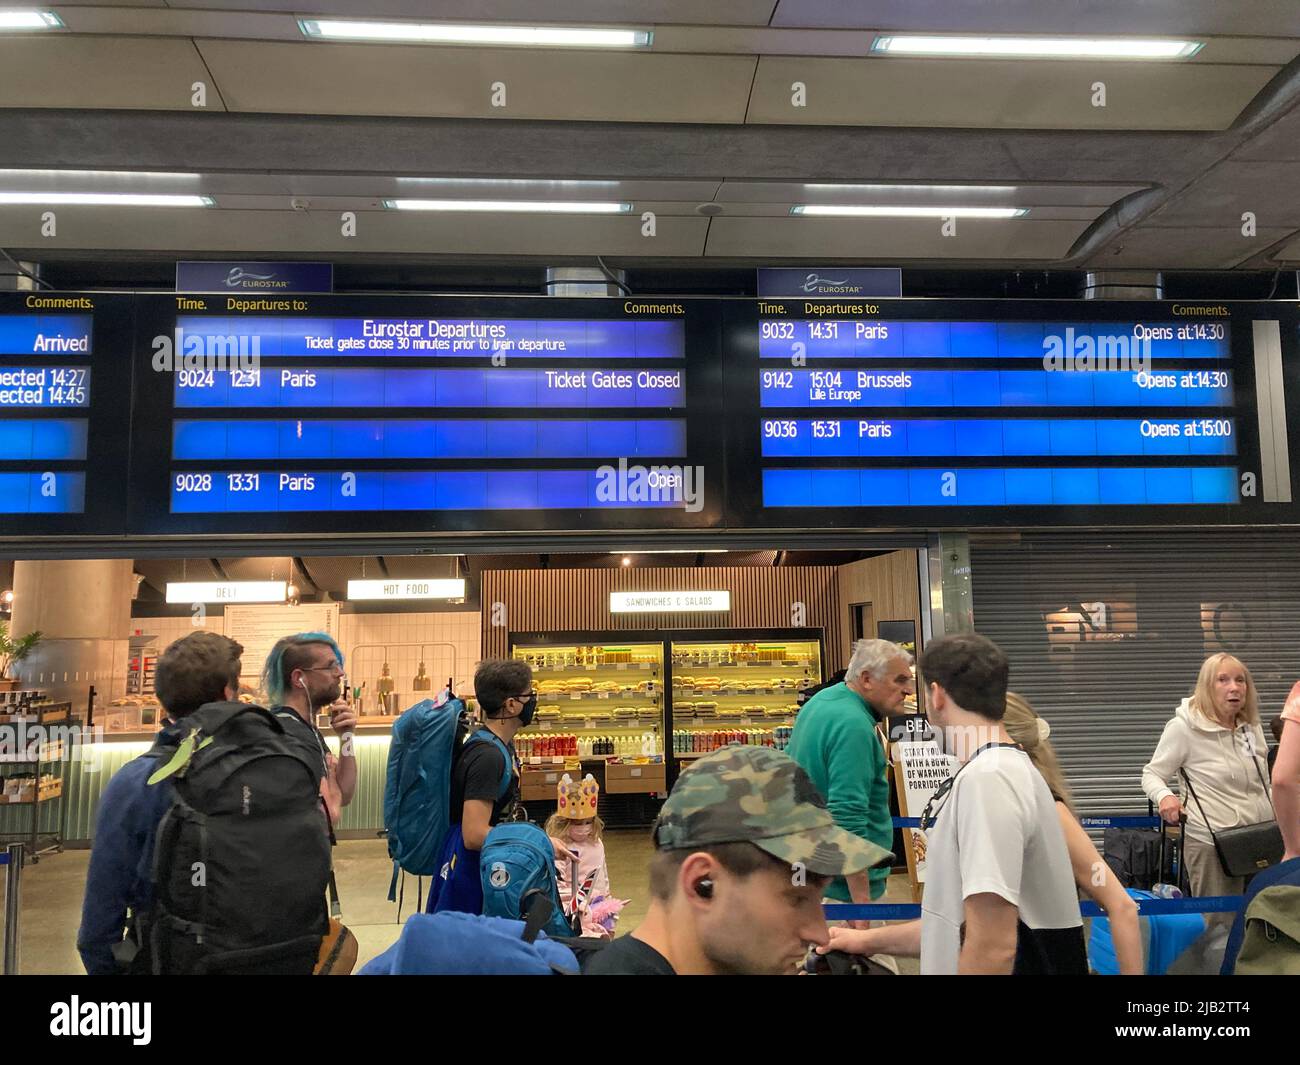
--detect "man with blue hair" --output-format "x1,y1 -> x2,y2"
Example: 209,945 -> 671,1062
262,632 -> 358,819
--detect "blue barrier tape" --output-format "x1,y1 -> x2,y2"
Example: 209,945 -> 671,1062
893,815 -> 1163,830
824,895 -> 1244,922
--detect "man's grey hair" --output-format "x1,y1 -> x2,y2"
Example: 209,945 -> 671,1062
846,638 -> 912,682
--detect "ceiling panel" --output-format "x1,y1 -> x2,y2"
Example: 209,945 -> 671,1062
0,38 -> 222,110
704,215 -> 1092,259
0,207 -> 710,256
748,57 -> 1279,130
164,0 -> 779,24
1143,162 -> 1300,227
770,0 -> 1300,36
196,39 -> 757,122
1269,234 -> 1300,261
1081,224 -> 1299,268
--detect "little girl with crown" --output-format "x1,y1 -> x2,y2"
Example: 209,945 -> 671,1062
544,773 -> 627,937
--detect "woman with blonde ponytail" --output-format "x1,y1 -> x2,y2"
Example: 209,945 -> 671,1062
1005,693 -> 1142,975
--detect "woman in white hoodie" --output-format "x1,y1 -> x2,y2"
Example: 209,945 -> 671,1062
1142,653 -> 1274,927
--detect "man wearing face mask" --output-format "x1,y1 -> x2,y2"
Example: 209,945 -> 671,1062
427,658 -> 575,916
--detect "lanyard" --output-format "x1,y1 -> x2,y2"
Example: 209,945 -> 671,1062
919,741 -> 1024,832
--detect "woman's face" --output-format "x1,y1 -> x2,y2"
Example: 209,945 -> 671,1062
1212,661 -> 1248,718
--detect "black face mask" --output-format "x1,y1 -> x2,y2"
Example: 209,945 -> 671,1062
515,693 -> 538,727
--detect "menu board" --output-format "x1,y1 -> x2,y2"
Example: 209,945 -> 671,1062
224,602 -> 341,687
0,293 -> 132,536
726,299 -> 1269,527
128,295 -> 724,535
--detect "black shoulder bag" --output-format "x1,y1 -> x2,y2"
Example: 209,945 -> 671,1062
1179,741 -> 1284,879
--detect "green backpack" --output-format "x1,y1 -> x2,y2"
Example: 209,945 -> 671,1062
1234,885 -> 1300,975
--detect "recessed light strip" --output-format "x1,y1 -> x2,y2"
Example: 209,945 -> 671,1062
871,35 -> 1203,60
300,19 -> 651,48
0,11 -> 63,31
0,193 -> 214,207
793,205 -> 1027,218
385,198 -> 631,214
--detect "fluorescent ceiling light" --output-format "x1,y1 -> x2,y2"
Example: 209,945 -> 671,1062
299,19 -> 651,48
166,581 -> 287,604
385,198 -> 631,214
802,183 -> 1018,194
395,177 -> 619,187
0,169 -> 200,181
792,205 -> 1027,218
0,11 -> 63,30
871,35 -> 1202,60
0,192 -> 214,207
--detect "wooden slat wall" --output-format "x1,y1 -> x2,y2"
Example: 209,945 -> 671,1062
834,550 -> 924,667
481,566 -> 843,659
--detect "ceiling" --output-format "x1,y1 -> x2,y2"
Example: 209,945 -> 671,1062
2,3 -> 1300,271
127,549 -> 881,605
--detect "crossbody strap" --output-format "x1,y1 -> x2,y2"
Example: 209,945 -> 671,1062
1178,767 -> 1221,844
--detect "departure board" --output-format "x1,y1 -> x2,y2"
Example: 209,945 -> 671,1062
0,294 -> 132,535
726,300 -> 1270,527
128,296 -> 723,535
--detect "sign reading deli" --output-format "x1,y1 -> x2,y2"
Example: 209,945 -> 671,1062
609,590 -> 732,613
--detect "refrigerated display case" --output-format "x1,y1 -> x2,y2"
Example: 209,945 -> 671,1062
669,634 -> 821,764
510,637 -> 666,797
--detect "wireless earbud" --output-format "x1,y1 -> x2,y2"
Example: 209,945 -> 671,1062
695,878 -> 714,899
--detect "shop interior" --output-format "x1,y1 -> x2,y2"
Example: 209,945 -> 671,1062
0,546 -> 924,971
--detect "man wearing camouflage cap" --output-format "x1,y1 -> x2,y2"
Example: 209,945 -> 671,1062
584,744 -> 892,975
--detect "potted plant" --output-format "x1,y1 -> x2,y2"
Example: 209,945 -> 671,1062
0,622 -> 43,691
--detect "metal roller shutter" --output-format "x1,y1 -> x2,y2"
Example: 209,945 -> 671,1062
971,530 -> 1300,820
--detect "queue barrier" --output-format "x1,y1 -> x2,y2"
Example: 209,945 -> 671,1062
2,843 -> 22,975
892,816 -> 1163,829
823,895 -> 1244,921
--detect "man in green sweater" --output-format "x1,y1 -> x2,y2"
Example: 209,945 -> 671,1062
788,638 -> 914,910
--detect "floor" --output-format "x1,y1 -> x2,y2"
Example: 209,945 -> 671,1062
1,831 -> 918,974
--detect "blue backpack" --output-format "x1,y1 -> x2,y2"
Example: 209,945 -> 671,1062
357,912 -> 578,975
383,693 -> 513,900
1087,888 -> 1205,975
480,821 -> 576,941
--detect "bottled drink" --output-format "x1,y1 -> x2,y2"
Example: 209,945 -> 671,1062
1150,883 -> 1183,899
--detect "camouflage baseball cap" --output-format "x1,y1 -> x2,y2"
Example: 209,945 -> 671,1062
652,745 -> 893,877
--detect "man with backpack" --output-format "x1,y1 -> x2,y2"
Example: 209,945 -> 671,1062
78,631 -> 331,974
261,631 -> 358,823
424,658 -> 574,916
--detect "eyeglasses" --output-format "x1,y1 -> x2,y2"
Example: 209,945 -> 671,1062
302,664 -> 344,677
515,690 -> 537,701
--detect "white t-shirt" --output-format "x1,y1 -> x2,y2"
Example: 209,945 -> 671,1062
920,745 -> 1086,975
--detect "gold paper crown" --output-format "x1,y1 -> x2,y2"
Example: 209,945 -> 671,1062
557,773 -> 599,821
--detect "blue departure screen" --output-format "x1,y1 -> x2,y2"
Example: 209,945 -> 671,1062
758,315 -> 1239,509
175,316 -> 681,358
0,312 -> 94,515
758,319 -> 1229,360
166,312 -> 693,515
0,314 -> 93,355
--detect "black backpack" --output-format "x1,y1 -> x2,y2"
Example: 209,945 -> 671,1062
140,701 -> 331,975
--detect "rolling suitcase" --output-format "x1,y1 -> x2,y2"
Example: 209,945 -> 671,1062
1089,810 -> 1200,975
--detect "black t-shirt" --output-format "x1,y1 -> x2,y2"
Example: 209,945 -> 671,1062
270,706 -> 329,782
450,734 -> 519,826
582,934 -> 676,976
